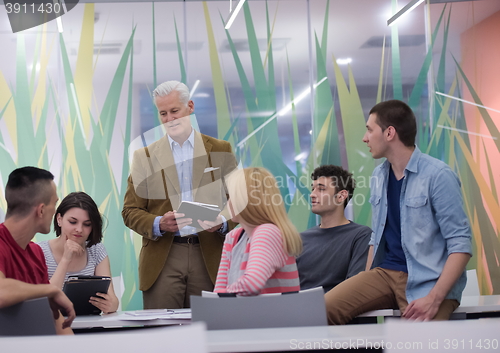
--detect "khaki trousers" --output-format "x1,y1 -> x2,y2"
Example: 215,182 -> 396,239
324,267 -> 459,325
143,242 -> 214,309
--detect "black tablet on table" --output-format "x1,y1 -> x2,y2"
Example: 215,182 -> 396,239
62,276 -> 111,316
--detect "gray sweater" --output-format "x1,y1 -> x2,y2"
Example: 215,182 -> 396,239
297,221 -> 371,292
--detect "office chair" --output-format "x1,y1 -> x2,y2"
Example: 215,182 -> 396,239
192,287 -> 327,330
462,269 -> 480,297
0,297 -> 56,336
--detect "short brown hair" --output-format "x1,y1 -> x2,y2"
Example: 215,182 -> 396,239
5,167 -> 54,218
369,100 -> 417,147
311,165 -> 355,209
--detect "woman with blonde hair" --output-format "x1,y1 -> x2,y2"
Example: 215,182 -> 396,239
214,167 -> 302,295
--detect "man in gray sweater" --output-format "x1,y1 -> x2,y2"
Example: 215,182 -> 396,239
297,165 -> 371,292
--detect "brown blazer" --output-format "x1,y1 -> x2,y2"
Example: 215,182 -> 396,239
122,131 -> 238,291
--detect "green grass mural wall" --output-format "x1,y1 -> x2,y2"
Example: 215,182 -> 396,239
0,1 -> 498,309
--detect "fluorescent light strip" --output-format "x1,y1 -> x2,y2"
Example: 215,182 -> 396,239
387,0 -> 425,26
56,16 -> 63,33
54,0 -> 64,32
278,88 -> 311,117
189,80 -> 200,99
60,0 -> 68,13
236,112 -> 277,148
278,76 -> 327,117
435,92 -> 500,115
225,0 -> 246,30
437,125 -> 497,141
237,77 -> 327,149
336,58 -> 352,65
294,152 -> 307,161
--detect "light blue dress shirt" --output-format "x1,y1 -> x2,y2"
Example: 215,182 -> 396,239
369,146 -> 472,303
153,130 -> 226,237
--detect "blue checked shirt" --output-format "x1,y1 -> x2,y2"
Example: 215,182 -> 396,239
153,130 -> 226,237
369,146 -> 472,303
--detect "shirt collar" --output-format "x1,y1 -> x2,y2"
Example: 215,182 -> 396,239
380,145 -> 421,175
167,129 -> 195,149
404,145 -> 421,174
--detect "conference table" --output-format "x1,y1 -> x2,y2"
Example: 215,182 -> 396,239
71,308 -> 192,330
1,296 -> 498,353
71,309 -> 386,351
71,295 -> 500,333
67,295 -> 500,352
71,295 -> 500,331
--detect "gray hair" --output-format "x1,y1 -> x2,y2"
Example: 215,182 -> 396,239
152,81 -> 190,106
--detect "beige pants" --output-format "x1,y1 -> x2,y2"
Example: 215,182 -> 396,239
142,242 -> 214,309
324,267 -> 459,325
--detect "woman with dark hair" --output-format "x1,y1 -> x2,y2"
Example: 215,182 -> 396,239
38,192 -> 119,313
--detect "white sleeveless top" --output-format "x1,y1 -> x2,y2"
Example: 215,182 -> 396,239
37,240 -> 108,286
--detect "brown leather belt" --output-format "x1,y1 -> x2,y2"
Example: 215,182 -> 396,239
172,236 -> 199,244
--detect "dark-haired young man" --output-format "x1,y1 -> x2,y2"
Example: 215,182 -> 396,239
324,100 -> 472,324
0,167 -> 75,334
297,165 -> 371,292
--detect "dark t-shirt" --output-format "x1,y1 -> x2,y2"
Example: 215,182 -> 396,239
379,167 -> 408,273
0,223 -> 49,284
297,221 -> 371,292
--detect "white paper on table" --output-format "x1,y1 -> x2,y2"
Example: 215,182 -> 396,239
125,309 -> 174,316
117,310 -> 192,321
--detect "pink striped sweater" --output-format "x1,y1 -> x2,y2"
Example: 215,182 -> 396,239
214,223 -> 300,295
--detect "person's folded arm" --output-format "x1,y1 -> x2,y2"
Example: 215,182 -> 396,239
48,260 -> 69,290
49,238 -> 85,289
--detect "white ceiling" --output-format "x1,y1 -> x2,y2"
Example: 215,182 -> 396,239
1,0 -> 500,91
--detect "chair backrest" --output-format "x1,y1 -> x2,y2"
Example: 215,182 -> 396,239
463,269 -> 480,296
0,297 -> 56,336
191,287 -> 327,330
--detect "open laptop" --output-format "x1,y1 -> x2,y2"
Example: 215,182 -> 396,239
191,287 -> 327,330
